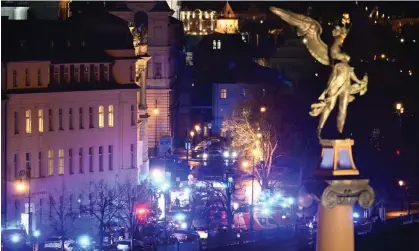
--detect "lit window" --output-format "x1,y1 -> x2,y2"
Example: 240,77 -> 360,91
108,145 -> 113,170
220,88 -> 227,99
14,111 -> 19,134
99,146 -> 103,172
38,109 -> 44,133
108,105 -> 114,128
69,108 -> 73,130
48,150 -> 54,176
98,106 -> 104,128
213,40 -> 217,49
59,109 -> 63,130
217,40 -> 221,49
58,149 -> 64,175
25,110 -> 32,133
12,70 -> 17,87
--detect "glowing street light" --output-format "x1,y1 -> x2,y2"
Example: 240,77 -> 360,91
260,106 -> 267,113
16,183 -> 26,192
398,180 -> 405,187
256,133 -> 262,138
190,131 -> 195,137
242,160 -> 250,168
153,108 -> 159,115
194,124 -> 201,131
396,103 -> 403,111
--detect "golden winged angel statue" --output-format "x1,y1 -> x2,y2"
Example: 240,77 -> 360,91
270,7 -> 368,138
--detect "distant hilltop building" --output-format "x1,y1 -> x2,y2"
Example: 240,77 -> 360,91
180,2 -> 265,35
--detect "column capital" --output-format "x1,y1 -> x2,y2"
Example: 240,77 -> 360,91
321,179 -> 375,209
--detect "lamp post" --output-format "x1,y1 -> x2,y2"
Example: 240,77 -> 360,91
153,107 -> 159,157
17,168 -> 32,241
398,180 -> 411,220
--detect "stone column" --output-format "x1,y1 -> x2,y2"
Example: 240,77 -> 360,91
302,139 -> 375,251
316,180 -> 374,251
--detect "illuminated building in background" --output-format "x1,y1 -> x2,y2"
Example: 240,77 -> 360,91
180,8 -> 217,35
215,2 -> 239,34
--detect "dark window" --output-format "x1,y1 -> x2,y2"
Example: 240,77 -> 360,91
59,109 -> 63,130
60,65 -> 65,83
79,148 -> 84,173
14,153 -> 19,179
108,145 -> 113,170
12,70 -> 17,87
99,146 -> 103,172
130,144 -> 135,168
69,108 -> 73,130
89,107 -> 93,128
48,109 -> 53,131
69,149 -> 73,174
131,105 -> 135,125
79,107 -> 84,129
154,63 -> 162,79
89,147 -> 93,172
70,65 -> 75,83
14,111 -> 19,134
37,69 -> 42,86
130,66 -> 134,82
38,152 -> 44,177
25,69 -> 29,87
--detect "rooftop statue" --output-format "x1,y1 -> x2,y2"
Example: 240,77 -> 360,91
270,7 -> 368,138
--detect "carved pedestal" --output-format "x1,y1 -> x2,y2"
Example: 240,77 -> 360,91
305,139 -> 375,251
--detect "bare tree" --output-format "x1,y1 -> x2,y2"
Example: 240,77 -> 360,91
118,180 -> 152,247
87,180 -> 124,251
48,186 -> 77,249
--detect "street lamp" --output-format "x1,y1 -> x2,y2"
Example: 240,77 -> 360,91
190,131 -> 195,137
398,180 -> 411,220
16,169 -> 32,240
260,106 -> 267,113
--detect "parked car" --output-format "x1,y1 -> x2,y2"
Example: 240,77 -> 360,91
44,236 -> 74,250
1,229 -> 30,251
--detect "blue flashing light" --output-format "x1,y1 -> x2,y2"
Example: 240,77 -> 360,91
78,235 -> 90,247
353,212 -> 360,218
288,197 -> 295,205
33,230 -> 40,237
262,208 -> 271,215
175,213 -> 186,221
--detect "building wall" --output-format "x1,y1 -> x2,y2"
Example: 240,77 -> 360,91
212,83 -> 247,135
147,89 -> 171,149
4,89 -> 140,231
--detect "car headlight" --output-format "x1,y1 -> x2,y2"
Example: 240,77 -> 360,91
223,151 -> 230,158
231,152 -> 237,158
11,234 -> 20,243
203,153 -> 208,159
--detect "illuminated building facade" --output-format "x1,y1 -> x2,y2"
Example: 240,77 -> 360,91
1,11 -> 149,234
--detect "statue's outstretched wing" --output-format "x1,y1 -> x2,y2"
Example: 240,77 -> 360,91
270,7 -> 330,66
